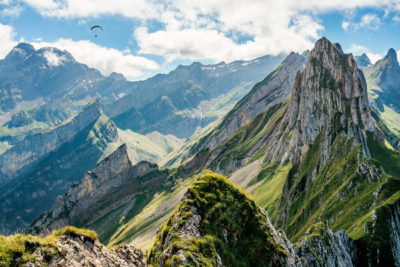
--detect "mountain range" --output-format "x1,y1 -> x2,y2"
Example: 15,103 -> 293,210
1,37 -> 400,266
0,43 -> 283,234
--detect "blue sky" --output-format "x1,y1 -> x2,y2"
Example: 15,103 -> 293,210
0,1 -> 399,80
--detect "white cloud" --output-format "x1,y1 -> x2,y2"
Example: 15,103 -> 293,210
398,49 -> 400,63
21,0 -> 162,19
343,12 -> 383,31
346,43 -> 383,64
366,52 -> 382,64
135,5 -> 324,62
359,13 -> 381,30
14,1 -> 400,65
0,5 -> 23,17
42,49 -> 67,67
32,39 -> 159,79
348,44 -> 369,54
342,21 -> 350,30
0,23 -> 17,59
22,0 -> 58,10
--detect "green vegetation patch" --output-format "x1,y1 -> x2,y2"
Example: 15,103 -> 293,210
211,102 -> 286,170
148,170 -> 287,267
249,163 -> 292,222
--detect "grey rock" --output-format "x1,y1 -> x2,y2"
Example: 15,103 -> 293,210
30,144 -> 159,235
355,53 -> 371,67
25,233 -> 146,266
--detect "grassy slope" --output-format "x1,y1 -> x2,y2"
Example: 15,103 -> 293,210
160,120 -> 218,168
209,101 -> 287,171
118,129 -> 184,164
247,163 -> 292,223
106,175 -> 195,249
278,131 -> 400,242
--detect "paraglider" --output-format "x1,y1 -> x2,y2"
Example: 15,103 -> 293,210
90,25 -> 103,38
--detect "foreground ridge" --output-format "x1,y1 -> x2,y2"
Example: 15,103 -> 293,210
0,226 -> 145,266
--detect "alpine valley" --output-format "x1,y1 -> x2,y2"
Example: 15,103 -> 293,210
1,37 -> 400,267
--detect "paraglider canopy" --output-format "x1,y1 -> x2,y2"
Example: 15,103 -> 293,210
90,25 -> 103,38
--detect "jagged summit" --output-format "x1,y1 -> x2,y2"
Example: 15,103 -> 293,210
2,43 -> 35,67
367,47 -> 400,95
9,43 -> 35,56
263,37 -> 374,165
355,53 -> 371,67
385,48 -> 398,64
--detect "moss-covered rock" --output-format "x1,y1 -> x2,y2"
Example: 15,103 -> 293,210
147,170 -> 295,267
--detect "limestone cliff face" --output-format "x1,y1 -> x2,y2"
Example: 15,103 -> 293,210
295,223 -> 357,267
0,99 -> 102,185
263,37 -> 375,166
30,144 -> 158,235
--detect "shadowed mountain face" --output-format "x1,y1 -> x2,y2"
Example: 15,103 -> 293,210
362,48 -> 400,149
106,54 -> 286,138
0,43 -> 102,103
0,100 -> 123,234
355,53 -> 371,67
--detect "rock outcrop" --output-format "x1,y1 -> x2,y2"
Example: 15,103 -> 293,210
30,144 -> 159,235
43,235 -> 145,267
296,223 -> 357,267
1,227 -> 146,267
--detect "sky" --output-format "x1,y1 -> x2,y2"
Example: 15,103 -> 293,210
0,0 -> 400,81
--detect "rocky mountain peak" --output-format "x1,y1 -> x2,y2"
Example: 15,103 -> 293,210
370,48 -> 400,94
355,53 -> 371,67
385,48 -> 399,65
2,43 -> 35,67
263,37 -> 374,166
